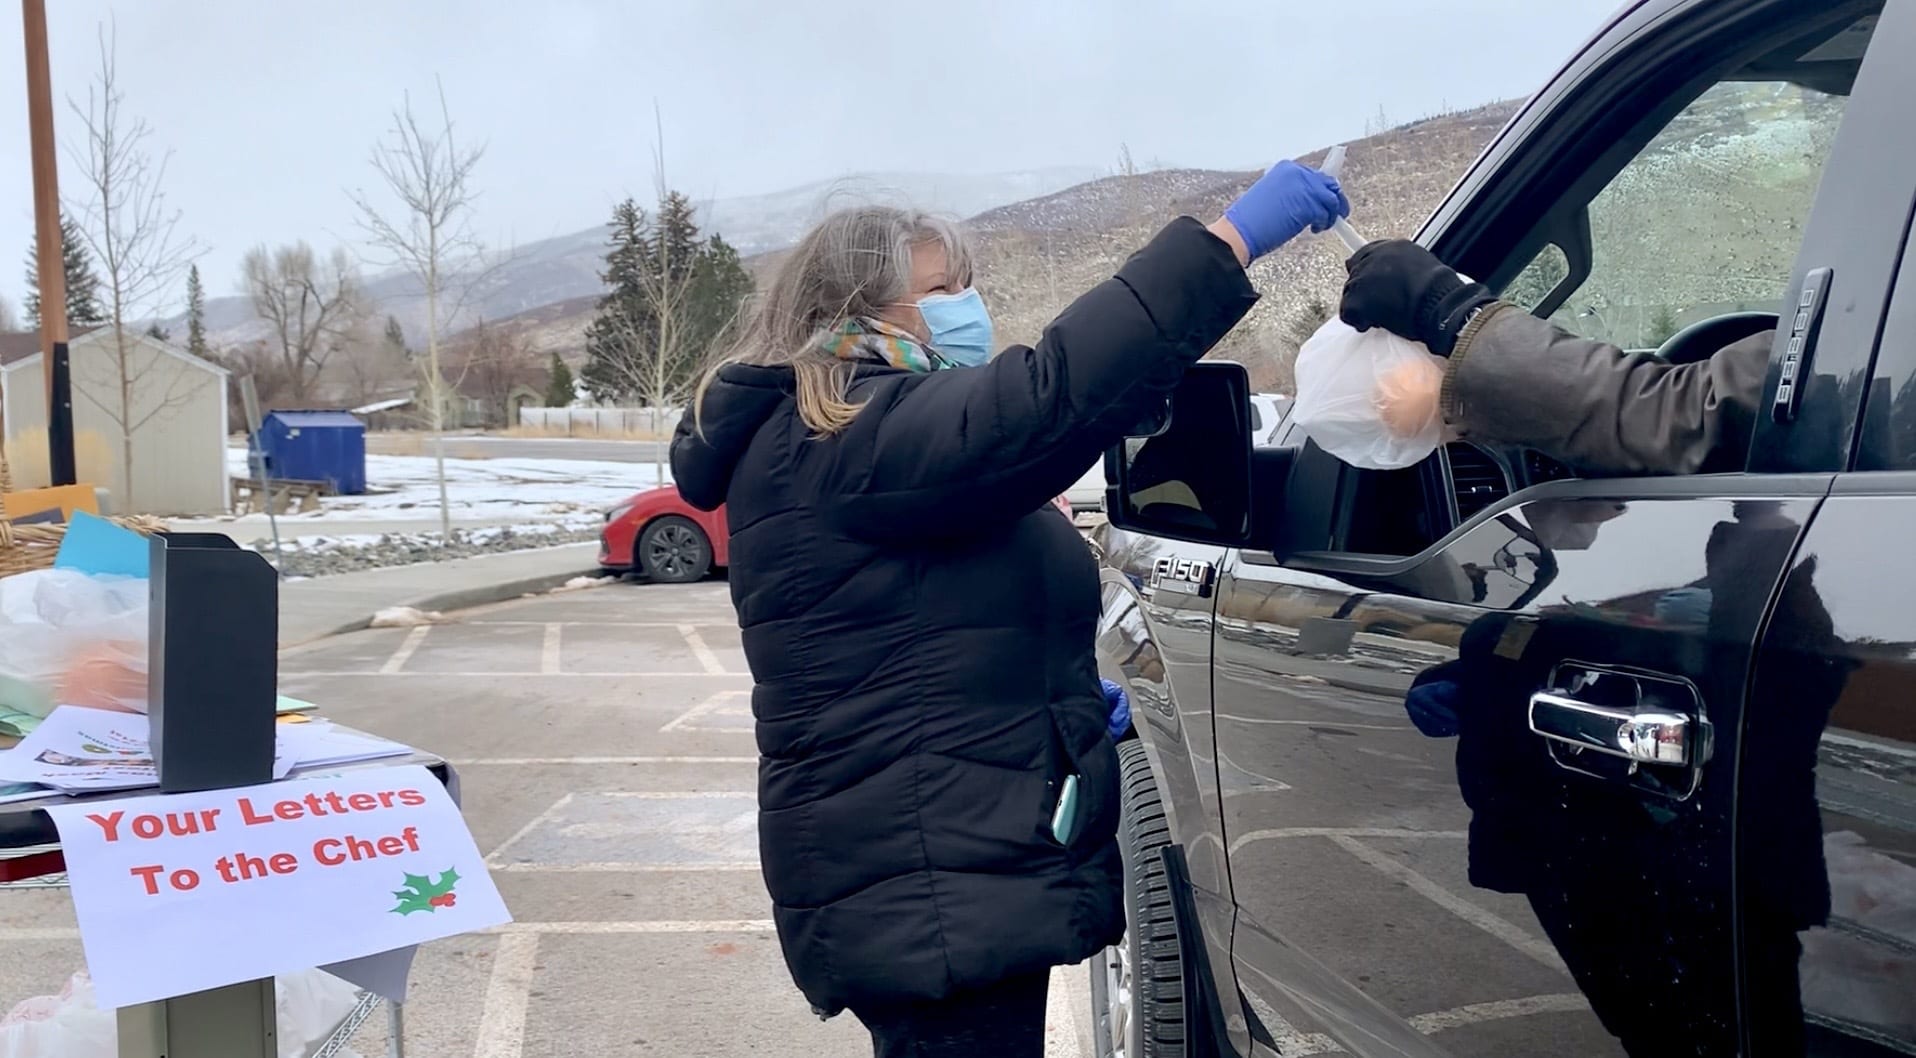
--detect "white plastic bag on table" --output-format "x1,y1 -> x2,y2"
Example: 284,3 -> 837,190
0,973 -> 117,1058
0,568 -> 148,718
1290,318 -> 1449,471
0,969 -> 363,1058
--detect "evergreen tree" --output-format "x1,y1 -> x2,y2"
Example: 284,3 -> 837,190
580,198 -> 654,403
383,315 -> 410,361
688,234 -> 753,355
580,194 -> 753,406
184,263 -> 208,358
545,351 -> 575,407
23,210 -> 107,328
145,322 -> 170,341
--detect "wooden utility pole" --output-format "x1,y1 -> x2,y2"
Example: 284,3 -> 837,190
21,0 -> 77,485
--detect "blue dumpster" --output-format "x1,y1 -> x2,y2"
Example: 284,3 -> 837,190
255,411 -> 367,495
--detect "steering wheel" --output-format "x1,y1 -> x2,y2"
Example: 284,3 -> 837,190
1654,311 -> 1779,365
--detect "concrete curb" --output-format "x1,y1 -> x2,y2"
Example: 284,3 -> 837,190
285,566 -> 606,647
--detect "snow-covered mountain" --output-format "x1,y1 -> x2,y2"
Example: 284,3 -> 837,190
184,166 -> 1104,346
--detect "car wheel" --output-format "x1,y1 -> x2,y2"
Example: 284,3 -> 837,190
1090,739 -> 1186,1058
637,516 -> 712,584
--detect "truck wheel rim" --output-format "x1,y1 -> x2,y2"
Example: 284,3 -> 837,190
1100,935 -> 1133,1058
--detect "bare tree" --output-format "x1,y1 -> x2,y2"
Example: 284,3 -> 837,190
632,105 -> 703,481
448,319 -> 541,426
64,22 -> 205,509
242,242 -> 361,404
349,79 -> 485,540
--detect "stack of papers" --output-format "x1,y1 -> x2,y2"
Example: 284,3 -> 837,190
0,706 -> 413,800
273,720 -> 413,770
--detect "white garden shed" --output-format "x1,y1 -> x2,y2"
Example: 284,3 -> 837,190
0,328 -> 230,515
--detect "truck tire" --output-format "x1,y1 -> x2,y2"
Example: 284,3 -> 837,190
1090,738 -> 1186,1058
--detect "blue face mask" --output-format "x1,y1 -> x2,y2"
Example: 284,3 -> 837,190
915,288 -> 995,367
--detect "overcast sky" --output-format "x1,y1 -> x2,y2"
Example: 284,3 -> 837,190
0,0 -> 1622,313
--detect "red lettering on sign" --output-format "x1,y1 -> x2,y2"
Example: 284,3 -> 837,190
130,864 -> 164,895
274,799 -> 305,822
268,853 -> 298,875
347,793 -> 377,812
397,789 -> 427,807
237,798 -> 275,826
86,811 -> 124,842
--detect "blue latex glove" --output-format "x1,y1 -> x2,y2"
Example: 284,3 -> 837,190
1100,679 -> 1132,741
1403,679 -> 1461,739
1224,161 -> 1351,261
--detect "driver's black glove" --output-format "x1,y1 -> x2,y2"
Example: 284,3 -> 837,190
1339,239 -> 1498,357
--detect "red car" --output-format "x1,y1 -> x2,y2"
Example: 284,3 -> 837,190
601,487 -> 1073,584
600,485 -> 730,583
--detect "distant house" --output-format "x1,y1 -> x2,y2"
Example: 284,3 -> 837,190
0,328 -> 230,515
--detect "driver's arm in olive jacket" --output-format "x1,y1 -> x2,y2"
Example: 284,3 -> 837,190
1440,302 -> 1773,476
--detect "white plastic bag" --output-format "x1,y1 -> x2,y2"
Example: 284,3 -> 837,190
0,974 -> 117,1058
1290,317 -> 1449,470
0,569 -> 148,718
0,969 -> 364,1058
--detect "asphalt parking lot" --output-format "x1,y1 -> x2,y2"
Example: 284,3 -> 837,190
0,581 -> 1093,1057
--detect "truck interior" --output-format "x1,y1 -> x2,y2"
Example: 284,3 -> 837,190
1253,2 -> 1884,563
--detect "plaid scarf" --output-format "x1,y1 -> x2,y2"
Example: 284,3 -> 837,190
816,318 -> 947,373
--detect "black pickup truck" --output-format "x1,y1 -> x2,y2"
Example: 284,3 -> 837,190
1086,1 -> 1916,1056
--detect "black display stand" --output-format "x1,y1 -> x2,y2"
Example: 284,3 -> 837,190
117,532 -> 284,1055
147,533 -> 278,793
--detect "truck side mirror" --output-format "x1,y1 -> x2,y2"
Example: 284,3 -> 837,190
1104,361 -> 1254,547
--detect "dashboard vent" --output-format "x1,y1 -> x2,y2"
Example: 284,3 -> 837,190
1447,443 -> 1510,522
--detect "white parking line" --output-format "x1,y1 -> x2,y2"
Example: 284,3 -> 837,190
1329,836 -> 1567,974
1407,993 -> 1588,1032
380,626 -> 432,674
679,624 -> 727,674
472,932 -> 539,1058
660,690 -> 752,733
1243,988 -> 1590,1056
491,920 -> 775,934
541,624 -> 562,675
0,920 -> 785,941
450,756 -> 758,766
492,862 -> 760,873
284,670 -> 745,678
1228,828 -> 1467,855
471,621 -> 737,629
485,792 -> 575,864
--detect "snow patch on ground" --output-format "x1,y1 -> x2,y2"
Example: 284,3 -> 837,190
222,449 -> 667,527
370,606 -> 445,627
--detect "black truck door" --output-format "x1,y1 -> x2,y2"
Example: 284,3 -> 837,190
1213,2 -> 1914,1054
1755,99 -> 1916,1051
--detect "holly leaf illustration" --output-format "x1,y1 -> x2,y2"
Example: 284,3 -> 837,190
389,868 -> 461,915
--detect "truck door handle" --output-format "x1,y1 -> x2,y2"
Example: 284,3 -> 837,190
1526,664 -> 1713,798
1529,692 -> 1694,766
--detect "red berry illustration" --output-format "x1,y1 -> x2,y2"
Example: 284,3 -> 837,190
391,869 -> 462,915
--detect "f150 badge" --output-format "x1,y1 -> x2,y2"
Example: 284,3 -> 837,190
1149,556 -> 1216,597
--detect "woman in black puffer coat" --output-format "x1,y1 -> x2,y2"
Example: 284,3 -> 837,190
670,160 -> 1345,1058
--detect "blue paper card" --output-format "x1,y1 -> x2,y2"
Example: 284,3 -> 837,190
53,511 -> 150,578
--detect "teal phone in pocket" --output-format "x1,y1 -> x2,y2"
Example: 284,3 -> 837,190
1050,774 -> 1083,845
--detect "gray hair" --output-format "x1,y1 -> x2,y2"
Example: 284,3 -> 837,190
696,205 -> 973,436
